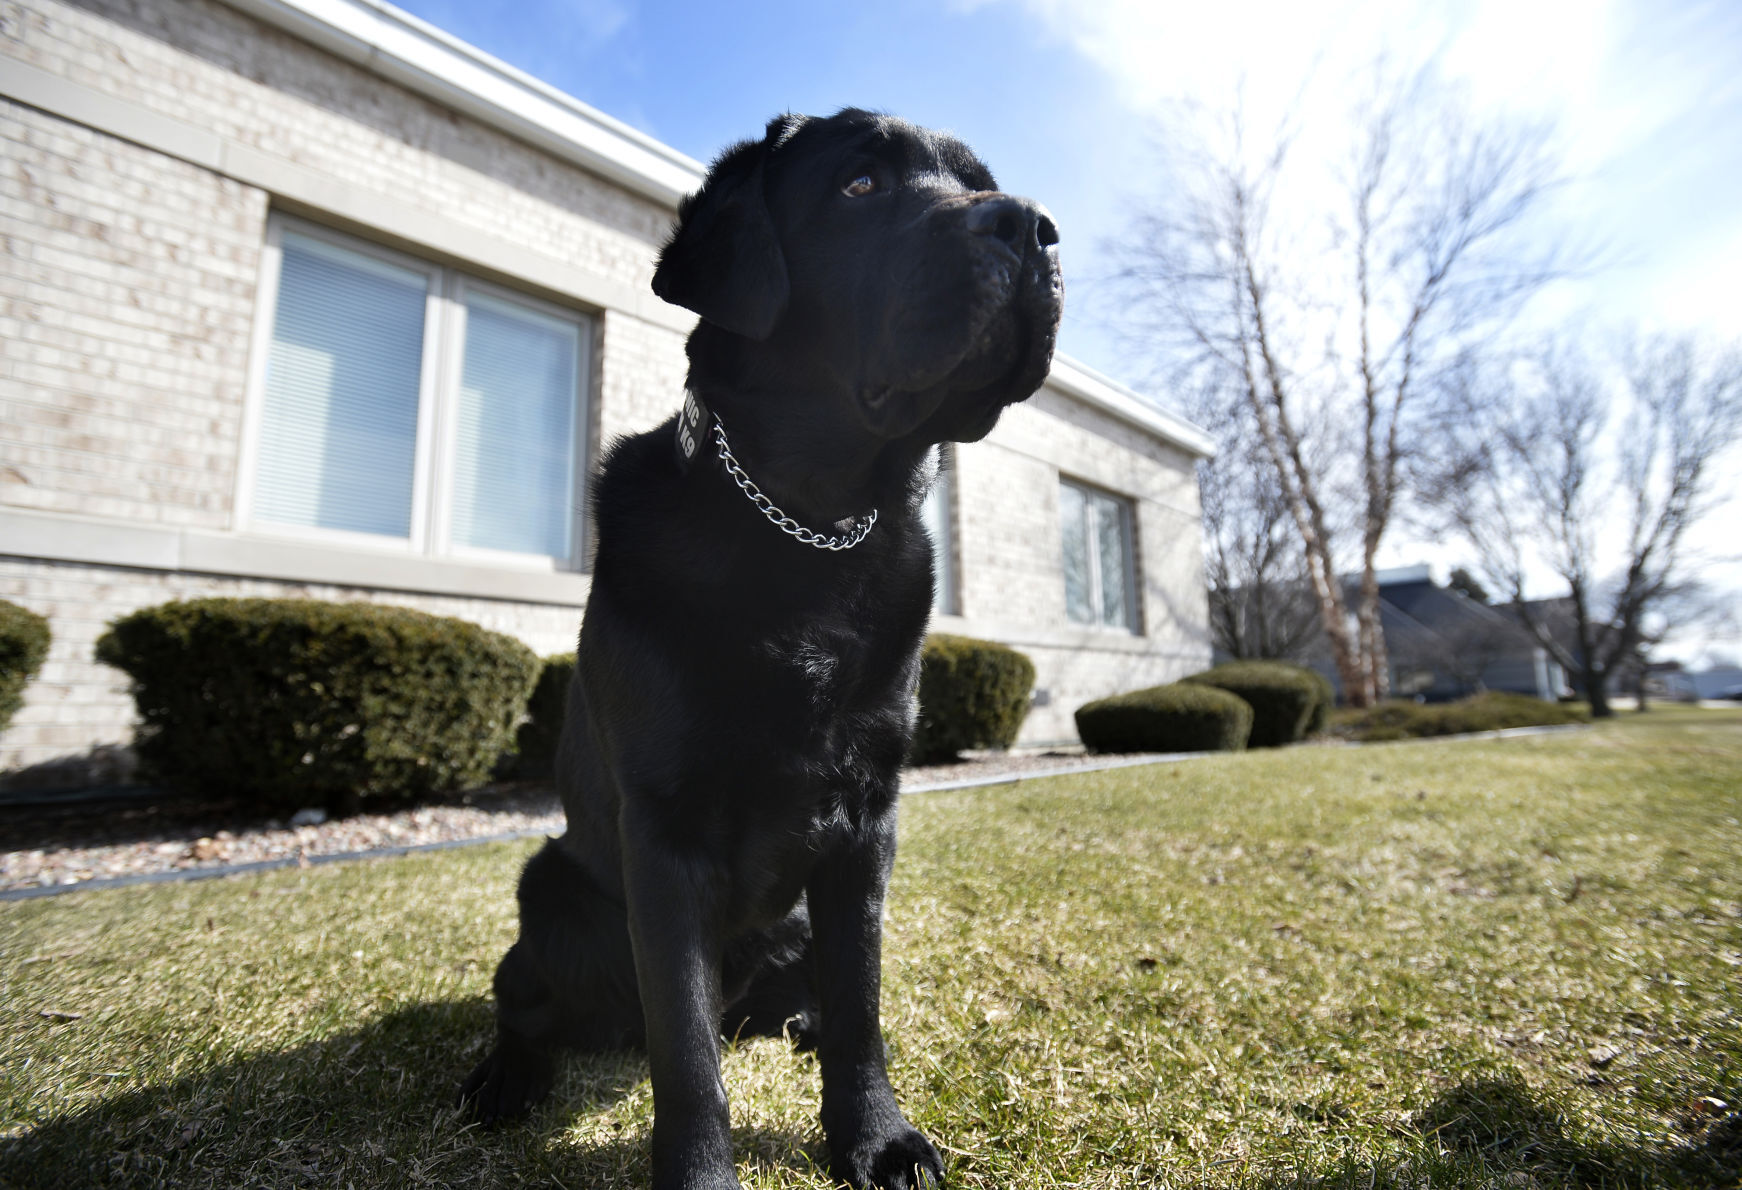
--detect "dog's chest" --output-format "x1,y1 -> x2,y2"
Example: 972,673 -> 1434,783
761,608 -> 902,722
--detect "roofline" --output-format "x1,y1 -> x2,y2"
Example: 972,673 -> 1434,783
1045,356 -> 1217,459
216,0 -> 1216,460
218,0 -> 706,207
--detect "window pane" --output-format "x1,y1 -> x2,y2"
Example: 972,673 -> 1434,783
451,292 -> 582,558
1060,482 -> 1094,624
1093,493 -> 1130,629
255,233 -> 426,536
920,447 -> 954,614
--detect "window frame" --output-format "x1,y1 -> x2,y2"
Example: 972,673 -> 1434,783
1059,475 -> 1141,634
235,215 -> 593,572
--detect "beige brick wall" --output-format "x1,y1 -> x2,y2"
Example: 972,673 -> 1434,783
1,0 -> 667,283
1015,640 -> 1206,744
945,386 -> 1212,745
1,97 -> 268,526
597,309 -> 691,446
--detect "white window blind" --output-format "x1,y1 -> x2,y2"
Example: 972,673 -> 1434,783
451,291 -> 582,558
1093,491 -> 1131,629
1061,479 -> 1137,631
254,232 -> 428,537
920,446 -> 956,614
1060,481 -> 1094,624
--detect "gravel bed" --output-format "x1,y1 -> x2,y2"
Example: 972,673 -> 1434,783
1,749 -> 1122,894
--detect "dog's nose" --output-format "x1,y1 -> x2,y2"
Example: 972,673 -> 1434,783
967,197 -> 1058,253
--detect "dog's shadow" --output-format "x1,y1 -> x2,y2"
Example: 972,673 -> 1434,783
2,997 -> 829,1189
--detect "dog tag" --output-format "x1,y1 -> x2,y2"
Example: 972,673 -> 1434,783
675,389 -> 711,472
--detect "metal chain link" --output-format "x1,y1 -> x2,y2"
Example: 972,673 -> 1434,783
711,416 -> 878,551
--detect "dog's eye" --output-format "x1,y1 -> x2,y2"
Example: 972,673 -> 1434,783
841,174 -> 877,198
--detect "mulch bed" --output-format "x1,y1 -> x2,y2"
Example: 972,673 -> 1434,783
1,750 -> 1112,894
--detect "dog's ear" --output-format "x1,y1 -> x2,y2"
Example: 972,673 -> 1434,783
652,115 -> 805,340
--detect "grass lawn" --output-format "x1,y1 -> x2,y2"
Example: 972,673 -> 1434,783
2,709 -> 1738,1189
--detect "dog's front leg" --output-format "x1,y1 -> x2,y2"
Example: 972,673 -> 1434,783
809,811 -> 944,1190
622,808 -> 739,1190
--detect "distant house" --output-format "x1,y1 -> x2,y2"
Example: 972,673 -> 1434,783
0,0 -> 1215,789
1374,568 -> 1570,701
1283,565 -> 1571,703
1658,665 -> 1742,701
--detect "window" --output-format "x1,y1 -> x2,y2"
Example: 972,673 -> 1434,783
243,219 -> 591,567
919,445 -> 956,614
1060,478 -> 1138,631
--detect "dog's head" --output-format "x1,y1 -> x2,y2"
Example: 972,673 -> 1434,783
653,109 -> 1063,447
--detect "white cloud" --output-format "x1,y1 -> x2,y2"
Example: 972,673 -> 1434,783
978,0 -> 1742,341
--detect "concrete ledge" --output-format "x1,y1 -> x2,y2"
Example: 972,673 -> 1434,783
0,507 -> 594,607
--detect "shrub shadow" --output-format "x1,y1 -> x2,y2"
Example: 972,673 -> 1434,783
1247,1075 -> 1739,1189
0,744 -> 139,797
1,998 -> 825,1189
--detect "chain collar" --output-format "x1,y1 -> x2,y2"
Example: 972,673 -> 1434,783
676,391 -> 878,552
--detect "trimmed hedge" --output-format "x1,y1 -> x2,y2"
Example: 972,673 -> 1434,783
1292,664 -> 1336,735
95,598 -> 539,812
1075,682 -> 1252,754
912,634 -> 1035,764
0,600 -> 51,736
515,653 -> 576,779
1332,691 -> 1589,742
1182,661 -> 1321,747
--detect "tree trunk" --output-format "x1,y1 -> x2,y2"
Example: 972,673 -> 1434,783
1568,579 -> 1612,718
1584,664 -> 1612,718
1355,563 -> 1390,705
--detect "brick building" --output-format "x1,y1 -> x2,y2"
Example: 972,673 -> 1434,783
0,0 -> 1212,786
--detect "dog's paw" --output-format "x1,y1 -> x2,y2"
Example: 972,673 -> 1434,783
829,1120 -> 944,1189
456,1041 -> 555,1126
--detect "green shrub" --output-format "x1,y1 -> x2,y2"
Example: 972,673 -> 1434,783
1182,661 -> 1321,747
0,600 -> 51,736
1332,691 -> 1589,742
1291,664 -> 1336,735
95,598 -> 539,813
1075,682 -> 1252,754
912,634 -> 1035,764
515,653 -> 576,779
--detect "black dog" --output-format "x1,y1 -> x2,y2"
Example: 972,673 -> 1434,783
459,109 -> 1062,1190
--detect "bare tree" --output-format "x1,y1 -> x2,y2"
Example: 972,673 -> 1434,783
1200,460 -> 1324,660
1194,389 -> 1323,660
1432,334 -> 1742,717
1120,68 -> 1562,705
1446,566 -> 1491,605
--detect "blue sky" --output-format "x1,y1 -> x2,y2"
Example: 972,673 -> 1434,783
384,0 -> 1161,376
389,0 -> 1742,661
387,0 -> 1742,388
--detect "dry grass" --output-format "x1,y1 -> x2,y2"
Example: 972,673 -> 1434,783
2,707 -> 1738,1188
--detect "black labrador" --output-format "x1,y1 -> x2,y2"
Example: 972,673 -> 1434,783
459,108 -> 1062,1190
